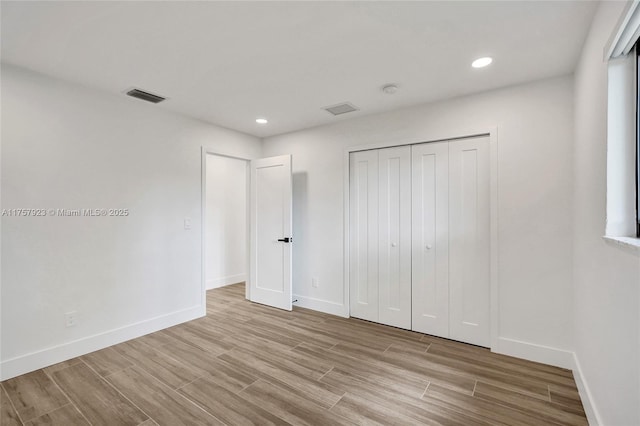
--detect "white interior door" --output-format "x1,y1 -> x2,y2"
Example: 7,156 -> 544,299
349,150 -> 379,322
378,146 -> 412,329
449,136 -> 490,346
411,142 -> 449,337
249,155 -> 292,311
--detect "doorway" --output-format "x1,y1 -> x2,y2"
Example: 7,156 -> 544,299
201,150 -> 294,312
204,153 -> 249,291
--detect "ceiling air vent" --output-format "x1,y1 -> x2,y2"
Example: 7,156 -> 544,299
324,102 -> 359,116
125,88 -> 166,104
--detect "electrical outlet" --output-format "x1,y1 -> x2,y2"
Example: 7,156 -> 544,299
184,217 -> 192,230
312,277 -> 319,288
65,311 -> 77,327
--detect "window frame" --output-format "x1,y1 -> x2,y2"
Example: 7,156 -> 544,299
636,42 -> 640,237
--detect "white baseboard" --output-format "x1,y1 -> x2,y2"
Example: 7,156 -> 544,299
206,273 -> 246,290
572,352 -> 601,426
494,337 -> 574,369
0,305 -> 204,381
293,294 -> 348,318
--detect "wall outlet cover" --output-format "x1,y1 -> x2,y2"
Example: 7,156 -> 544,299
64,311 -> 77,327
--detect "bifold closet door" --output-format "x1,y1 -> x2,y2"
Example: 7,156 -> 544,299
349,150 -> 379,322
378,146 -> 411,329
349,137 -> 490,345
349,146 -> 411,328
449,136 -> 491,347
411,142 -> 449,337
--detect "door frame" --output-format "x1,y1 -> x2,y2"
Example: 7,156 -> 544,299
342,127 -> 499,349
201,147 -> 252,315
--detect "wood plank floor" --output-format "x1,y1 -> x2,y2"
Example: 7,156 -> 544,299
1,283 -> 588,425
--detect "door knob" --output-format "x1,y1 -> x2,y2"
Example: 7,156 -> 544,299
391,243 -> 397,247
426,244 -> 432,250
277,237 -> 292,243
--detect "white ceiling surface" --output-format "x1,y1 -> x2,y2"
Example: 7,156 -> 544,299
1,1 -> 597,138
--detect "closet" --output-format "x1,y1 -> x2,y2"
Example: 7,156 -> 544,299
349,136 -> 490,347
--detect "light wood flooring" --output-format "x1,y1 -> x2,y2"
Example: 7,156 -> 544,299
1,283 -> 587,425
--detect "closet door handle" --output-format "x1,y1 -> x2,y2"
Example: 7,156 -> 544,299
277,237 -> 292,243
426,244 -> 432,250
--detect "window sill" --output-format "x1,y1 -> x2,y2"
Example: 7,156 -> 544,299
602,235 -> 640,255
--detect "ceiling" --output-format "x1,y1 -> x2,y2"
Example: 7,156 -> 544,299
1,1 -> 598,138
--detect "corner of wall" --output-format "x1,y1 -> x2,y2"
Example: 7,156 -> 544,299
572,352 -> 603,425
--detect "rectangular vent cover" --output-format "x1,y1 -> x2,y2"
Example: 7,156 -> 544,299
126,88 -> 166,104
324,102 -> 359,116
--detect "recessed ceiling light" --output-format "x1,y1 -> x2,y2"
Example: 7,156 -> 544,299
472,57 -> 493,68
256,118 -> 268,124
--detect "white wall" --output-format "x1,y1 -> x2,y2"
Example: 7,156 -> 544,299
205,154 -> 247,289
0,64 -> 261,380
263,75 -> 575,366
573,2 -> 640,425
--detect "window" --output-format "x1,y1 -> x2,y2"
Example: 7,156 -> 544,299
604,1 -> 640,242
